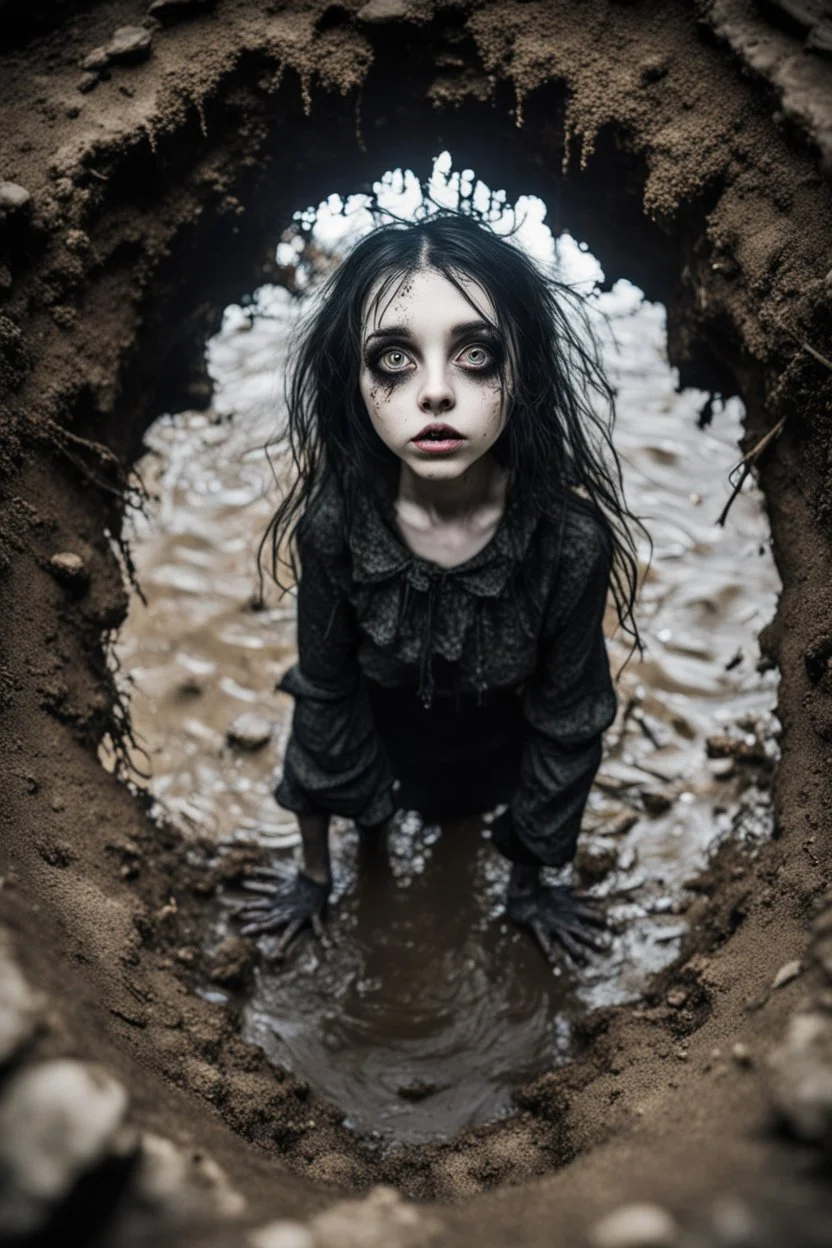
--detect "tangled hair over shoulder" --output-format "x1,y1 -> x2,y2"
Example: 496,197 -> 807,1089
261,208 -> 647,655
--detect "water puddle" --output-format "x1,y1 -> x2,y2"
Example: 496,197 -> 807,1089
104,156 -> 780,1145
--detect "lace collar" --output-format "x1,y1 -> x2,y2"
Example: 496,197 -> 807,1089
347,475 -> 546,597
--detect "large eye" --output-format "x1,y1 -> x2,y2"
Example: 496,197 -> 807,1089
378,348 -> 412,372
458,343 -> 492,368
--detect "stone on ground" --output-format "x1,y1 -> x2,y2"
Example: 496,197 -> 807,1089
769,1010 -> 832,1143
227,712 -> 273,750
0,934 -> 42,1063
0,1060 -> 132,1236
588,1202 -> 680,1248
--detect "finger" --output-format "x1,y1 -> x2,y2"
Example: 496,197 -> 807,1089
240,879 -> 281,895
554,920 -> 608,954
567,900 -> 608,929
311,914 -> 330,947
271,918 -> 306,961
530,918 -> 555,961
552,926 -> 589,966
239,913 -> 295,937
245,866 -> 293,881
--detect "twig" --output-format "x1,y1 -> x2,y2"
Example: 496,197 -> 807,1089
716,413 -> 788,527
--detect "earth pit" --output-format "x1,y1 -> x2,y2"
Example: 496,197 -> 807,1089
2,2 -> 832,1245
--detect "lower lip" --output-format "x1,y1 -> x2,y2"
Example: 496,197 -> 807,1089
411,438 -> 466,454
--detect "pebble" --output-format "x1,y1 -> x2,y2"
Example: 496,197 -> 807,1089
227,712 -> 273,750
772,959 -> 802,989
588,1202 -> 680,1248
641,790 -> 673,816
731,1042 -> 753,1068
0,934 -> 42,1063
769,1010 -> 832,1142
47,551 -> 88,585
81,46 -> 111,72
310,1185 -> 437,1248
357,0 -> 411,21
148,0 -> 209,20
82,25 -> 152,74
0,1060 -> 132,1236
108,25 -> 154,63
0,182 -> 32,215
249,1223 -> 314,1248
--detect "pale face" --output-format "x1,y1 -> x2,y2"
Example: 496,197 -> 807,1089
359,268 -> 508,482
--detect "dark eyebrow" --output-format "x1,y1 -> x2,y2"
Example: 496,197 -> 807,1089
363,319 -> 497,346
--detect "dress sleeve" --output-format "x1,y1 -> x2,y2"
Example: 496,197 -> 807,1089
493,514 -> 618,869
274,522 -> 397,827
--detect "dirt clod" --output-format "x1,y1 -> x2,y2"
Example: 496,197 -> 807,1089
770,1010 -> 832,1143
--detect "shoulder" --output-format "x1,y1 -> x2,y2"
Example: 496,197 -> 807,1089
549,488 -> 613,605
296,475 -> 348,562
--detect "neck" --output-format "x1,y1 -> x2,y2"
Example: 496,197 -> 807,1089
397,453 -> 507,523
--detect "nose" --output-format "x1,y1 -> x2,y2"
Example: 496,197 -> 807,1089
417,360 -> 455,414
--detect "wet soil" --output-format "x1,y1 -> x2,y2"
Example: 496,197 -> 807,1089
2,1 -> 832,1244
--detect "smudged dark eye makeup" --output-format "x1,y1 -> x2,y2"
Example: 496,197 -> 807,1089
363,334 -> 503,382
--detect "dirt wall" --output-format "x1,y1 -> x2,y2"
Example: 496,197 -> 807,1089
2,1 -> 832,1244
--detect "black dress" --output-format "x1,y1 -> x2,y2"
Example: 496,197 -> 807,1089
274,473 -> 617,869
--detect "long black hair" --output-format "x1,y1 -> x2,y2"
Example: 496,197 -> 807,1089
261,209 -> 646,653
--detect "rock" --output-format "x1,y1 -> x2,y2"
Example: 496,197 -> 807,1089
0,935 -> 42,1063
77,73 -> 100,94
731,1042 -> 753,1068
108,26 -> 153,64
206,936 -> 253,988
227,712 -> 273,751
588,1202 -> 680,1248
772,959 -> 802,989
641,789 -> 673,816
769,1010 -> 832,1143
148,0 -> 212,22
0,1060 -> 133,1236
310,1185 -> 438,1248
357,0 -> 411,22
81,46 -> 111,72
249,1222 -> 314,1248
47,551 -> 89,586
0,183 -> 32,217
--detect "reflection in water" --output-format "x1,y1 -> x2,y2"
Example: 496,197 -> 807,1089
106,163 -> 780,1143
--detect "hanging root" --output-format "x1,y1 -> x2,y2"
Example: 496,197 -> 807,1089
717,414 -> 788,527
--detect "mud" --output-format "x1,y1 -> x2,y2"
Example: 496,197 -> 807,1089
2,0 -> 832,1244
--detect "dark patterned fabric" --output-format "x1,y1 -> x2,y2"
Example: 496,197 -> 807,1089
274,473 -> 617,868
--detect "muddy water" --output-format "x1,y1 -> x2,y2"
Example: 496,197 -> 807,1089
107,216 -> 780,1146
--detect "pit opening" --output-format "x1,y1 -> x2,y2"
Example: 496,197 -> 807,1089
104,152 -> 780,1165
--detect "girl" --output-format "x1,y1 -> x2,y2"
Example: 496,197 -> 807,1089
235,210 -> 642,967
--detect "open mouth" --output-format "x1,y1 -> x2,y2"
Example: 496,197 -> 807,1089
411,423 -> 466,452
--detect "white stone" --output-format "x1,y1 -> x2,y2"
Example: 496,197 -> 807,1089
227,712 -> 273,750
108,26 -> 153,62
249,1221 -> 314,1248
0,1060 -> 130,1235
770,1010 -> 832,1142
772,959 -> 802,989
0,935 -> 42,1063
589,1202 -> 680,1248
48,551 -> 87,581
0,182 -> 31,212
357,0 -> 410,22
311,1185 -> 437,1248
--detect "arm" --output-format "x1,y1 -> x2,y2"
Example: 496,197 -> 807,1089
492,511 -> 618,961
235,517 -> 395,959
274,522 -> 396,828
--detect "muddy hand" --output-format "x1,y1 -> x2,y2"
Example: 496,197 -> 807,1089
233,868 -> 331,962
506,882 -> 608,967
